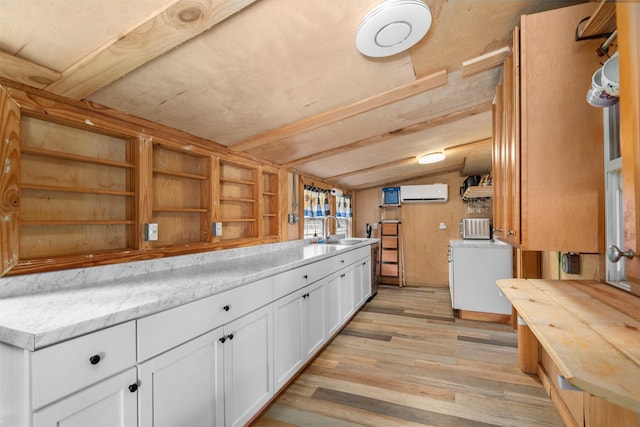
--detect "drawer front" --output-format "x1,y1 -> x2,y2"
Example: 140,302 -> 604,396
30,321 -> 136,409
326,246 -> 370,272
381,223 -> 398,235
381,263 -> 398,276
137,277 -> 273,362
273,262 -> 325,299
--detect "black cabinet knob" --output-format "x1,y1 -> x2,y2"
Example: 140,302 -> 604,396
223,305 -> 230,312
128,383 -> 138,393
303,274 -> 308,279
227,333 -> 234,340
89,355 -> 101,365
219,336 -> 226,343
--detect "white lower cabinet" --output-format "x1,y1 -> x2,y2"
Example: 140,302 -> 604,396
138,329 -> 224,427
33,367 -> 138,427
2,247 -> 372,427
354,257 -> 372,309
222,304 -> 273,427
274,279 -> 326,389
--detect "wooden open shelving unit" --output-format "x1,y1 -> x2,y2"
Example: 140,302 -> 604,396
0,82 -> 284,275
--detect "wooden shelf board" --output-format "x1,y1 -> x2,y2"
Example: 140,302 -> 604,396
462,185 -> 493,200
21,145 -> 134,169
220,177 -> 255,185
153,169 -> 208,180
221,218 -> 257,223
220,197 -> 256,203
577,0 -> 616,39
153,207 -> 208,213
21,220 -> 135,226
21,183 -> 134,197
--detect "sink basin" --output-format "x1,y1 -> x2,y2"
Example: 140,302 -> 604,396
324,238 -> 367,245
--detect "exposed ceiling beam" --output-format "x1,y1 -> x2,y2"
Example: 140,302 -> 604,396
462,47 -> 511,77
282,102 -> 493,168
326,157 -> 417,181
0,51 -> 61,88
228,69 -> 448,153
351,164 -> 464,190
43,0 -> 260,99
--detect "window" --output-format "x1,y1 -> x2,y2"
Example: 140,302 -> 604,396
302,185 -> 352,239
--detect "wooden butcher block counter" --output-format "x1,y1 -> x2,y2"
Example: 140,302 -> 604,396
497,279 -> 639,425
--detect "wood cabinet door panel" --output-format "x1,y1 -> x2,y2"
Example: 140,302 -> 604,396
618,3 -> 640,285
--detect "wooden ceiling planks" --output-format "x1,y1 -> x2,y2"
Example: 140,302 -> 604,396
0,0 -> 588,189
228,69 -> 448,153
46,0 -> 262,99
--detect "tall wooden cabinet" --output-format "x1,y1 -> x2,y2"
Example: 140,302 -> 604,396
493,3 -> 604,253
617,3 -> 640,287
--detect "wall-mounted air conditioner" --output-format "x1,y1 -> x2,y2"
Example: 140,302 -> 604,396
400,184 -> 448,203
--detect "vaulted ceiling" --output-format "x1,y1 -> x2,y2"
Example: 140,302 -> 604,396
0,0 -> 586,190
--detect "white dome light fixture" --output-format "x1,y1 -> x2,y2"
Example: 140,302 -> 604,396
356,0 -> 432,58
418,152 -> 445,164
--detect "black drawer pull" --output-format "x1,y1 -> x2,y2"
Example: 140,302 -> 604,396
89,355 -> 101,365
223,305 -> 230,312
128,383 -> 138,393
227,333 -> 234,340
219,336 -> 226,343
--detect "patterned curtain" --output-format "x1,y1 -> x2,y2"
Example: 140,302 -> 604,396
336,195 -> 352,218
303,185 -> 331,217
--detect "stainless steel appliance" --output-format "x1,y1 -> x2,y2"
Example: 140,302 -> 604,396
369,242 -> 380,300
458,218 -> 491,240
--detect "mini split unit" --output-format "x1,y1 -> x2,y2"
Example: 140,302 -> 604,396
400,184 -> 448,203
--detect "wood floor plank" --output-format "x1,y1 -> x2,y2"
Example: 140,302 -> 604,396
251,286 -> 563,426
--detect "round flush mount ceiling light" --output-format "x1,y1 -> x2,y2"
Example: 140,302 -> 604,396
356,0 -> 432,58
418,152 -> 445,164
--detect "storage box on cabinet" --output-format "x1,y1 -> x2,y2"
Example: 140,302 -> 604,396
30,321 -> 136,410
137,277 -> 273,362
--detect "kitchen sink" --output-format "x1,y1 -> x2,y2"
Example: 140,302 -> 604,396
324,238 -> 367,245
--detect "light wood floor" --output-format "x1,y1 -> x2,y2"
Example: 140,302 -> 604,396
252,285 -> 563,427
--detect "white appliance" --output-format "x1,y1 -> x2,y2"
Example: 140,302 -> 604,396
400,184 -> 448,203
447,239 -> 513,315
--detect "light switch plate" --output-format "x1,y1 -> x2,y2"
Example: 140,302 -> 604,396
213,222 -> 223,236
144,223 -> 158,241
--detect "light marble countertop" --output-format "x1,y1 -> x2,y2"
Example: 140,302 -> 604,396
0,239 -> 377,351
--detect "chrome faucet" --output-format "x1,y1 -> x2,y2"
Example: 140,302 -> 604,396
323,215 -> 340,241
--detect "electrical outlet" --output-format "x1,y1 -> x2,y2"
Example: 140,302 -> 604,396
213,222 -> 223,236
144,223 -> 158,241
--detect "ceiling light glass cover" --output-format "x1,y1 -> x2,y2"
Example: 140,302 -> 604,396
356,0 -> 432,58
418,152 -> 445,164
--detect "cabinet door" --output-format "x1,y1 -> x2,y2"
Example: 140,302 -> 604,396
519,3 -> 603,252
302,279 -> 326,360
273,290 -> 303,389
360,258 -> 372,303
33,368 -> 137,427
223,304 -> 273,427
352,260 -> 364,309
138,329 -> 224,427
617,3 -> 640,286
325,273 -> 342,337
339,269 -> 354,322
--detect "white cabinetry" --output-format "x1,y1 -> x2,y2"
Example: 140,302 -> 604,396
0,244 -> 374,427
222,304 -> 273,427
0,321 -> 137,427
274,279 -> 326,389
33,368 -> 137,427
138,330 -> 224,427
